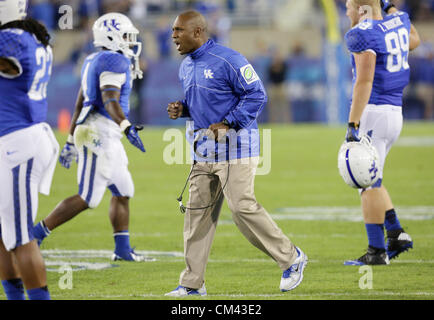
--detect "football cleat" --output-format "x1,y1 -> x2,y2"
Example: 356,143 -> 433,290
344,246 -> 390,266
165,284 -> 207,297
387,230 -> 413,259
111,249 -> 155,262
280,246 -> 308,292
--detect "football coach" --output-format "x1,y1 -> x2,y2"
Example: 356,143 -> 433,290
165,10 -> 308,297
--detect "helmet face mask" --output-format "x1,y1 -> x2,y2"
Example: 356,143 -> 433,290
0,0 -> 27,26
338,136 -> 380,189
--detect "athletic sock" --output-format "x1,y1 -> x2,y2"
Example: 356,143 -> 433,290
33,221 -> 51,241
365,224 -> 386,250
1,278 -> 25,300
27,286 -> 50,300
384,209 -> 403,233
114,230 -> 131,253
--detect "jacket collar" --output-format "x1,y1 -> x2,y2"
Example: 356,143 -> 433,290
189,39 -> 215,60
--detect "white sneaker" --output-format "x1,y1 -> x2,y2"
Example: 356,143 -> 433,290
280,247 -> 308,292
165,283 -> 207,297
111,249 -> 156,262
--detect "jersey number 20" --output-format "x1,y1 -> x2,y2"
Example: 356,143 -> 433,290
385,28 -> 410,73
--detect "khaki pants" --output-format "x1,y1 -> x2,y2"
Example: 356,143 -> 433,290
179,157 -> 297,289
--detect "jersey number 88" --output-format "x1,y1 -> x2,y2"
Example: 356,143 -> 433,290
385,27 -> 410,73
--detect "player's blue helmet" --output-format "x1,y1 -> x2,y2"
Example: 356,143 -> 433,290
0,0 -> 27,25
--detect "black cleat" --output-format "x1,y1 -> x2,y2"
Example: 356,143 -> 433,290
344,246 -> 390,266
386,229 -> 413,259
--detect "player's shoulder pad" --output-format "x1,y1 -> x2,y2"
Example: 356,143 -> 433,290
345,24 -> 376,53
0,28 -> 30,58
97,51 -> 130,74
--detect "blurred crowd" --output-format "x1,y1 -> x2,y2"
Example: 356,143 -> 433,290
28,0 -> 434,122
335,0 -> 434,21
29,0 -> 434,31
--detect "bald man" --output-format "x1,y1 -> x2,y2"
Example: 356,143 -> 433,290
165,11 -> 308,297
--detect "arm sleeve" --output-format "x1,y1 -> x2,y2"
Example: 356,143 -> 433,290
223,54 -> 267,128
345,27 -> 376,53
180,99 -> 191,118
178,61 -> 191,118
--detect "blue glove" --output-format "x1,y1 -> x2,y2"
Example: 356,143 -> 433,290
380,0 -> 395,13
59,142 -> 78,169
346,122 -> 361,142
125,125 -> 146,152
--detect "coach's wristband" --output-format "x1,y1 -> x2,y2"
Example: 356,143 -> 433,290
120,119 -> 132,133
67,134 -> 74,144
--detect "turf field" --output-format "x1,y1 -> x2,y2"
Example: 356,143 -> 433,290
1,122 -> 433,301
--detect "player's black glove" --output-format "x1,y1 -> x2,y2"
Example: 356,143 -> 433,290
346,122 -> 361,142
380,0 -> 395,13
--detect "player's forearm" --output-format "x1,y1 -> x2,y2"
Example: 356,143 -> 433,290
349,81 -> 373,124
101,86 -> 127,126
409,24 -> 421,51
69,88 -> 85,137
104,101 -> 127,125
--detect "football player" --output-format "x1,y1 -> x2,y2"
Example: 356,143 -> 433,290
0,0 -> 58,300
33,13 -> 147,262
343,0 -> 421,265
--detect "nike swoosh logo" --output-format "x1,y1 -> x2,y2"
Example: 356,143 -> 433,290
6,151 -> 18,156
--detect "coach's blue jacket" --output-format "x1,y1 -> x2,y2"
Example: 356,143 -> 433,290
179,39 -> 267,162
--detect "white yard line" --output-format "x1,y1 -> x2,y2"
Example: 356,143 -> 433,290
395,136 -> 434,147
41,249 -> 434,271
217,206 -> 434,224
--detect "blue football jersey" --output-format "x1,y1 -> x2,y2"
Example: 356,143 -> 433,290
345,11 -> 412,106
0,28 -> 53,137
80,50 -> 132,120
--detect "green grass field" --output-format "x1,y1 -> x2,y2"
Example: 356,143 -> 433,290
2,122 -> 433,301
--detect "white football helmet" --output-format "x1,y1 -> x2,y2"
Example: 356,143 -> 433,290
0,0 -> 27,26
338,135 -> 380,189
92,13 -> 143,79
